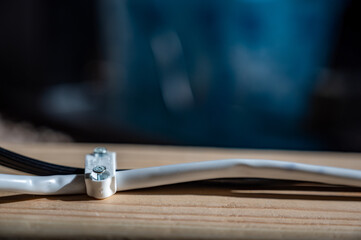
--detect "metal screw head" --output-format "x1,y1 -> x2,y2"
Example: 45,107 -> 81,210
93,147 -> 107,155
93,165 -> 106,174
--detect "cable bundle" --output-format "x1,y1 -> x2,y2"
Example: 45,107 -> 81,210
0,146 -> 361,198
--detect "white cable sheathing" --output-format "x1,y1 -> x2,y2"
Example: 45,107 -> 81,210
0,174 -> 86,195
116,159 -> 361,191
1,159 -> 361,195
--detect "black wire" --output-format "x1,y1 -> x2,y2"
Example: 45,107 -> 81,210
0,146 -> 128,176
0,146 -> 84,175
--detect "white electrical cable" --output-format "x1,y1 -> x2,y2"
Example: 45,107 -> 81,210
1,159 -> 361,196
116,159 -> 361,191
0,174 -> 85,195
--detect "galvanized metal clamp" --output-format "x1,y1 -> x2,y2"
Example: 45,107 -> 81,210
84,147 -> 117,199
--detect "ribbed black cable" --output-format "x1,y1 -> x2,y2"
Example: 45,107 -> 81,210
0,146 -> 83,175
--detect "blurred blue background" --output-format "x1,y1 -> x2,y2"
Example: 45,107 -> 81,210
1,0 -> 360,151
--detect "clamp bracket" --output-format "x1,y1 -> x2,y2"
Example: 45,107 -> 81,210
84,147 -> 117,199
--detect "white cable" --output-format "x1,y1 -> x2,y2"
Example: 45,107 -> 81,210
1,159 -> 361,196
0,174 -> 85,195
116,159 -> 361,191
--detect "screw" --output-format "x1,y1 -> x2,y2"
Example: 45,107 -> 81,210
92,165 -> 107,181
93,165 -> 106,174
93,147 -> 107,155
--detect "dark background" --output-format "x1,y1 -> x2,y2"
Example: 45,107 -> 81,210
0,0 -> 360,151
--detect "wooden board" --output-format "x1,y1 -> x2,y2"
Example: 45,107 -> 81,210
0,143 -> 361,239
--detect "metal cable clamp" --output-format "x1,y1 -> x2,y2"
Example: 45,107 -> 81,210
84,147 -> 117,199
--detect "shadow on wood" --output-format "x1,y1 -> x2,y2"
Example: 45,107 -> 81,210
1,179 -> 361,204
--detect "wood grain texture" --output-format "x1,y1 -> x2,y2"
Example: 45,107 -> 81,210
0,143 -> 361,239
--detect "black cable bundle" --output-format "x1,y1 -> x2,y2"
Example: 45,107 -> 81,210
0,146 -> 83,175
